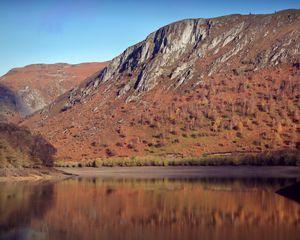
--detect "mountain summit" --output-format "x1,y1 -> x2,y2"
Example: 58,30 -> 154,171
62,10 -> 300,106
24,10 -> 300,161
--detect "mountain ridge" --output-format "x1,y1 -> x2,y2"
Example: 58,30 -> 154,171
23,10 -> 300,161
51,9 -> 300,111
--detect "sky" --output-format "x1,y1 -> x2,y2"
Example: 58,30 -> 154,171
0,0 -> 299,76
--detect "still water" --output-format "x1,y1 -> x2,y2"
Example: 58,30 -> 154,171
0,176 -> 300,240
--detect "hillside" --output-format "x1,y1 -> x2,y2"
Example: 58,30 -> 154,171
0,122 -> 56,168
23,10 -> 300,162
0,62 -> 109,122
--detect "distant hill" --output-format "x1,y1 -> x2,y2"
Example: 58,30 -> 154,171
23,10 -> 300,162
0,62 -> 109,122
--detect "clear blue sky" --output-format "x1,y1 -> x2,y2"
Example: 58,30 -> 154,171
0,0 -> 299,76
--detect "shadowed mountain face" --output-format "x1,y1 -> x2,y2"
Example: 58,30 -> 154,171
0,62 -> 109,121
0,84 -> 18,122
24,10 -> 300,161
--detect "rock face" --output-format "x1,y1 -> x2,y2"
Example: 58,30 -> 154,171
0,62 -> 109,121
24,10 -> 300,161
63,10 -> 300,107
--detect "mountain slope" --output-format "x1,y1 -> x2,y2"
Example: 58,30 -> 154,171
0,62 -> 109,121
24,10 -> 300,161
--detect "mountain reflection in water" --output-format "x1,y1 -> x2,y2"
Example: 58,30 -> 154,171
0,177 -> 300,240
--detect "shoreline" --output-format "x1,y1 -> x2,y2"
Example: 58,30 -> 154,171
0,167 -> 72,182
1,166 -> 299,182
56,166 -> 300,179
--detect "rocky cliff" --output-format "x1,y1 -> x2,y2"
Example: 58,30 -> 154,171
61,10 -> 300,108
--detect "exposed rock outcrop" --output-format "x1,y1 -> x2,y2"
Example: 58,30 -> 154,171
63,10 -> 300,108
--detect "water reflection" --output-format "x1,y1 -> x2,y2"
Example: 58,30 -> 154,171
277,181 -> 300,203
0,182 -> 54,239
0,178 -> 300,240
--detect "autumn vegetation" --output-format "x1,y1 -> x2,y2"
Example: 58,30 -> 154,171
32,64 -> 300,165
0,122 -> 56,168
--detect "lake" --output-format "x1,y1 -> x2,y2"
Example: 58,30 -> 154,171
0,167 -> 300,240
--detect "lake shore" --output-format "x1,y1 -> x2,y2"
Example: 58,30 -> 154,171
56,166 -> 300,179
1,166 -> 299,181
0,167 -> 71,182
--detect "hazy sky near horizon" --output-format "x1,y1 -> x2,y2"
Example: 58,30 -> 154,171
0,0 -> 299,76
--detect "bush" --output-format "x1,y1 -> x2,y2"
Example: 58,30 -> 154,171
106,148 -> 116,157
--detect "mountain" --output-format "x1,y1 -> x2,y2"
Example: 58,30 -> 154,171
0,122 -> 56,168
0,62 -> 109,122
23,10 -> 300,162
